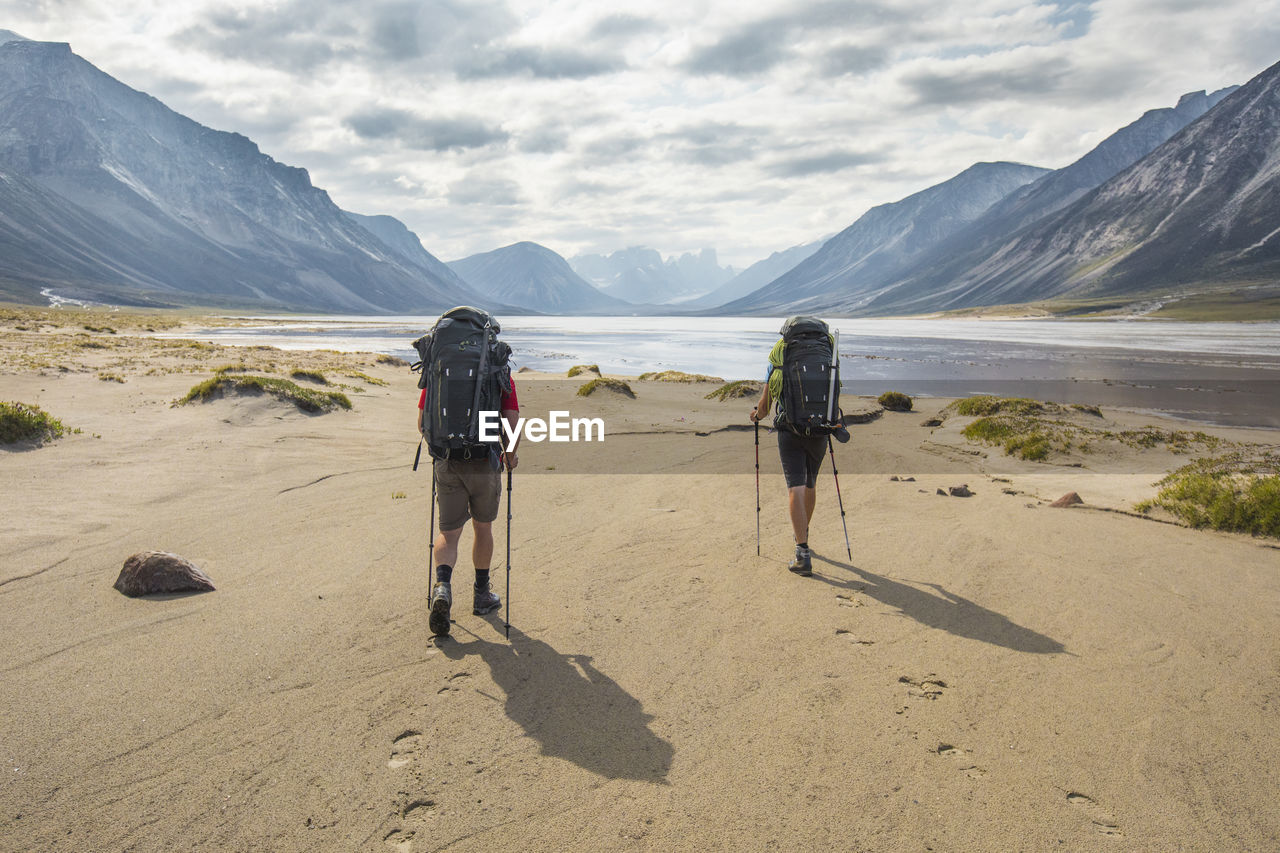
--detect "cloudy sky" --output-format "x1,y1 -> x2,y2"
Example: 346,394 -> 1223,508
4,0 -> 1278,268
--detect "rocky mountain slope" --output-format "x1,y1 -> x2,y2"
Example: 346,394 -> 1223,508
0,38 -> 477,312
721,162 -> 1050,314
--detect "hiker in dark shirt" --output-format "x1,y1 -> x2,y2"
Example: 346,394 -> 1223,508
749,318 -> 842,576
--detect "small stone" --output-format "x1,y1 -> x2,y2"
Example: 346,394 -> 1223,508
1051,492 -> 1084,508
920,417 -> 943,427
949,485 -> 973,497
114,551 -> 215,597
890,475 -> 899,481
936,488 -> 947,496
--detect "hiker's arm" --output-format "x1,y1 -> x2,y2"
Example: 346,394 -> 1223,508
750,382 -> 771,422
502,408 -> 520,469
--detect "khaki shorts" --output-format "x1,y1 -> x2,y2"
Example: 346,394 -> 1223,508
434,456 -> 502,530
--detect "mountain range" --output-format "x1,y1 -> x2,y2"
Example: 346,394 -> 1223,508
569,247 -> 735,304
725,73 -> 1274,316
0,29 -> 1275,319
0,34 -> 481,312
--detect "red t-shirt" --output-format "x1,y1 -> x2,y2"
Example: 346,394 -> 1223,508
418,375 -> 518,412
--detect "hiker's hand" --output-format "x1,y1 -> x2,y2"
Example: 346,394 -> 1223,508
749,407 -> 762,423
503,451 -> 518,471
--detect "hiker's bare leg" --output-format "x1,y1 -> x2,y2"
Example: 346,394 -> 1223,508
471,521 -> 493,571
435,527 -> 464,570
788,485 -> 816,544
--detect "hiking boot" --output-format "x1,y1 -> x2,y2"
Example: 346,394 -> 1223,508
788,545 -> 813,576
473,582 -> 501,615
429,581 -> 452,636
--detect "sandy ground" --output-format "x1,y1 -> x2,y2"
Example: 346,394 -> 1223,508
2,313 -> 1279,852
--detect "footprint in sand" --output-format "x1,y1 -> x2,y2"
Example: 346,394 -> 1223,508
900,674 -> 947,700
835,593 -> 863,608
934,743 -> 987,779
437,671 -> 471,695
388,731 -> 421,769
834,628 -> 875,646
383,799 -> 438,851
1067,791 -> 1123,837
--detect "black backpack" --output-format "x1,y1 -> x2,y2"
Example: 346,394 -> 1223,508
775,315 -> 841,437
412,306 -> 512,461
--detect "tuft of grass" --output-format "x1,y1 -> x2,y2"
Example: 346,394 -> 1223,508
0,401 -> 72,445
345,370 -> 388,387
1004,432 -> 1050,461
290,369 -> 330,385
83,324 -> 116,334
577,377 -> 635,398
951,395 -> 1048,417
878,391 -> 913,412
567,364 -> 600,377
97,372 -> 126,383
177,375 -> 352,413
392,491 -> 407,500
638,370 -> 724,383
215,363 -> 253,374
376,353 -> 410,367
958,396 -> 1224,463
705,380 -> 763,401
962,416 -> 1018,444
1137,453 -> 1280,538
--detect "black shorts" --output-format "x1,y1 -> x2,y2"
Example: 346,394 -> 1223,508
777,429 -> 827,488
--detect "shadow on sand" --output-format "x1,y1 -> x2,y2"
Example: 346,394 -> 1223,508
811,553 -> 1066,655
439,626 -> 672,783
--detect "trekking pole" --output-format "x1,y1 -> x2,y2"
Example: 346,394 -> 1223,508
827,435 -> 852,560
754,420 -> 761,556
504,464 -> 513,640
428,462 -> 436,577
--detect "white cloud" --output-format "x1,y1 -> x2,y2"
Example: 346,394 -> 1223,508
3,0 -> 1278,266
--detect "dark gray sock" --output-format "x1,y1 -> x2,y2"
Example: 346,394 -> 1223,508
436,564 -> 453,584
474,569 -> 490,589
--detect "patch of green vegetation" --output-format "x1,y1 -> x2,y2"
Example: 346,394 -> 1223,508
83,324 -> 116,334
950,396 -> 1049,417
97,372 -> 125,383
1004,432 -> 1051,461
704,380 -> 763,401
215,363 -> 253,374
392,491 -> 407,500
1137,453 -> 1280,538
577,377 -> 635,398
637,370 -> 723,383
567,364 -> 600,377
345,371 -> 388,386
0,401 -> 72,445
954,396 -> 1221,463
878,391 -> 913,412
376,353 -> 410,367
1103,428 -> 1222,452
290,369 -> 330,384
177,375 -> 352,413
